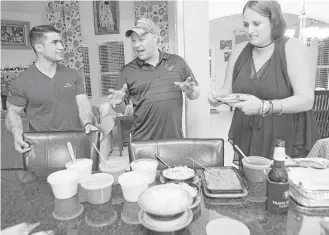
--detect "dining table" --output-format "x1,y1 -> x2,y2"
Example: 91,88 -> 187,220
1,169 -> 329,235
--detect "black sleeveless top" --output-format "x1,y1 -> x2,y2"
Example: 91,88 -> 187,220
229,37 -> 319,159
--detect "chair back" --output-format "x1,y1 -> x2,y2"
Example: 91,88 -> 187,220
129,138 -> 224,170
22,131 -> 100,176
313,90 -> 329,139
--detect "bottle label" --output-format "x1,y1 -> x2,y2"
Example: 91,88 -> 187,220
266,179 -> 289,214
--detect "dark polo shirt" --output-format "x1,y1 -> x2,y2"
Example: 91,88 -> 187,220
116,51 -> 197,141
7,63 -> 86,131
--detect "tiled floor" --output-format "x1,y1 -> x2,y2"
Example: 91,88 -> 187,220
109,106 -> 235,166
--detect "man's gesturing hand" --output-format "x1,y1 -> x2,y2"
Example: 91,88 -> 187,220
108,84 -> 127,108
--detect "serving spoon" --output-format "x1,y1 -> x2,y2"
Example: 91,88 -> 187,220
155,154 -> 171,169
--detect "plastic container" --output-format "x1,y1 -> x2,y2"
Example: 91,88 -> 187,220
242,156 -> 271,182
118,171 -> 149,202
99,157 -> 129,185
47,170 -> 79,199
130,159 -> 158,184
81,173 -> 114,204
65,158 -> 93,183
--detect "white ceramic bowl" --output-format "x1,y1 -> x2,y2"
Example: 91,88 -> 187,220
47,170 -> 79,199
81,173 -> 114,204
206,218 -> 250,235
130,159 -> 158,184
99,157 -> 129,185
65,158 -> 93,183
118,171 -> 149,202
138,184 -> 193,217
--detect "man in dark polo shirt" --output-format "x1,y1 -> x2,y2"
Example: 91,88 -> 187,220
5,25 -> 97,153
108,19 -> 200,141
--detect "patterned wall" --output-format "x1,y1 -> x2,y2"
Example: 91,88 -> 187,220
134,1 -> 169,52
46,0 -> 84,71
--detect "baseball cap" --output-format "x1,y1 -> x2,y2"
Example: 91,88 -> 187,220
125,18 -> 160,38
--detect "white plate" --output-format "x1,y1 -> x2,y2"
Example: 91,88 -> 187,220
160,175 -> 200,186
206,218 -> 250,235
139,209 -> 193,232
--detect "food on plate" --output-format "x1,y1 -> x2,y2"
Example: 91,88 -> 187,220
139,184 -> 191,215
204,168 -> 242,191
213,93 -> 241,101
162,166 -> 195,181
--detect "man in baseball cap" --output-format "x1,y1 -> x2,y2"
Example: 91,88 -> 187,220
108,18 -> 200,141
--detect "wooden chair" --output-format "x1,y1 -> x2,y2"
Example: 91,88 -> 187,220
313,90 -> 329,139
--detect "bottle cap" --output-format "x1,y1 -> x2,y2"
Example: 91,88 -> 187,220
275,139 -> 285,148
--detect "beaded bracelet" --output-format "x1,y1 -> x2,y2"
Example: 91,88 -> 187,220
277,100 -> 284,115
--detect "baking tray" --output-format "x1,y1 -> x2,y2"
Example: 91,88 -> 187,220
200,166 -> 246,194
201,178 -> 248,198
289,184 -> 329,208
289,181 -> 329,201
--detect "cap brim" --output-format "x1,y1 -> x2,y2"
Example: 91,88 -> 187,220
125,28 -> 147,37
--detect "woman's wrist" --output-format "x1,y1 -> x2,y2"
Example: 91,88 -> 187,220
272,100 -> 284,115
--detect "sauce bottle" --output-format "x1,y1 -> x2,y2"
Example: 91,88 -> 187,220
266,139 -> 289,214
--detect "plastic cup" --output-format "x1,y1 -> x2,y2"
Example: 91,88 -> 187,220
242,156 -> 271,182
99,157 -> 129,185
118,171 -> 149,202
130,159 -> 158,184
47,170 -> 79,199
65,158 -> 93,183
81,173 -> 114,204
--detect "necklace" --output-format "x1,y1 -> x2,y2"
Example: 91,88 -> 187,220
254,41 -> 273,48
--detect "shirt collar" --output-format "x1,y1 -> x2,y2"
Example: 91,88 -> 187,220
136,50 -> 169,68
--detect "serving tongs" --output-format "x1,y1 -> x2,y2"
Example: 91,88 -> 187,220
285,155 -> 326,170
186,157 -> 218,176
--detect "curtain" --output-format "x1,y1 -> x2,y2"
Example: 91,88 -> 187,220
134,1 -> 169,52
46,0 -> 83,71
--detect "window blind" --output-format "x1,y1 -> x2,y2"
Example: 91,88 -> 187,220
81,46 -> 92,97
98,41 -> 125,96
316,37 -> 329,89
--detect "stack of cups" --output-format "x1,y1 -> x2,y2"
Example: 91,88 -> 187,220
47,170 -> 83,220
65,158 -> 93,202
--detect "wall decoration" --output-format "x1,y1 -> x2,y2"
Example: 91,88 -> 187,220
93,1 -> 120,35
134,1 -> 169,52
1,20 -> 30,50
46,0 -> 84,71
233,29 -> 248,45
220,40 -> 232,50
224,52 -> 231,62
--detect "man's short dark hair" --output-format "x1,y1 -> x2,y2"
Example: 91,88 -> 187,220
28,25 -> 61,51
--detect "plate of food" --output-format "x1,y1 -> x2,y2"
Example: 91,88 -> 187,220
213,94 -> 243,104
160,165 -> 196,183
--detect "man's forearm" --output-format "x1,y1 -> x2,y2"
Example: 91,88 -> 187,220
78,103 -> 94,126
6,111 -> 23,139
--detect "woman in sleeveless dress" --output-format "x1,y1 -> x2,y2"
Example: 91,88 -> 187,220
208,1 -> 319,160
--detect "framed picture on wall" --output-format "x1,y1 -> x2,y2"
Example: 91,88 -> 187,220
93,1 -> 120,35
1,20 -> 30,50
220,40 -> 232,50
224,52 -> 231,62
